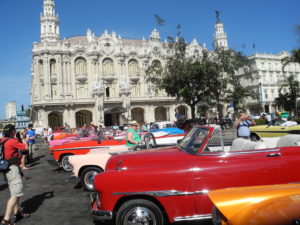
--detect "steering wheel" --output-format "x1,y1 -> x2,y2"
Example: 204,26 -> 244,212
143,133 -> 156,149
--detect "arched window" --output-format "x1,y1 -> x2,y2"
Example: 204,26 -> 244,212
128,59 -> 139,76
75,57 -> 87,75
131,107 -> 145,123
50,59 -> 56,75
102,58 -> 114,76
106,87 -> 110,97
38,60 -> 43,75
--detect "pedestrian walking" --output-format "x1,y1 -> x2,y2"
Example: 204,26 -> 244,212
47,126 -> 53,142
25,124 -> 36,162
16,131 -> 29,170
1,124 -> 30,225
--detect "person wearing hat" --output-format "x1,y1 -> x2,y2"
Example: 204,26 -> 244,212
1,124 -> 30,225
126,121 -> 141,148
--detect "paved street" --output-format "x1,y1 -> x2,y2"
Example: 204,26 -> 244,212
0,138 -> 219,225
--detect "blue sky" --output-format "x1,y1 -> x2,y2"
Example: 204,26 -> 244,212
0,0 -> 299,119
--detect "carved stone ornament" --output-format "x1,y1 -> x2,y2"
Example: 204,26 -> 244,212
50,74 -> 57,83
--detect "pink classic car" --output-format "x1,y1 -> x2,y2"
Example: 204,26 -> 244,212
49,135 -> 96,148
89,125 -> 300,225
69,146 -> 129,191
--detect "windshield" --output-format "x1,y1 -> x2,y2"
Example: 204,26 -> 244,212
179,126 -> 208,153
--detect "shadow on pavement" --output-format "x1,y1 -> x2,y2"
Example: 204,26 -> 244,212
21,191 -> 55,214
0,181 -> 8,191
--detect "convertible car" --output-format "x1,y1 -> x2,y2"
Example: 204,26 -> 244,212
250,119 -> 300,140
89,125 -> 300,225
69,132 -> 185,191
208,183 -> 300,225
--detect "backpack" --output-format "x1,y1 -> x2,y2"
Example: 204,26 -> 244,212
0,138 -> 10,172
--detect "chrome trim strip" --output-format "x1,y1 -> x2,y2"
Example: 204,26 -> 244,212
52,146 -> 113,151
174,214 -> 212,221
113,189 -> 209,197
199,148 -> 281,156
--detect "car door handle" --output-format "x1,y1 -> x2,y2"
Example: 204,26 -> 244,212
266,153 -> 281,157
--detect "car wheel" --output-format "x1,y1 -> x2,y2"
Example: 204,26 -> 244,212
60,154 -> 73,172
116,199 -> 163,225
81,167 -> 103,191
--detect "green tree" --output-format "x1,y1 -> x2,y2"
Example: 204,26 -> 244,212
146,18 -> 250,118
282,49 -> 300,69
146,36 -> 212,119
25,108 -> 30,117
206,49 -> 251,116
226,83 -> 254,115
275,75 -> 299,115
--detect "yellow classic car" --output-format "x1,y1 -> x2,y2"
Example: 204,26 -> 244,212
208,183 -> 300,225
250,119 -> 300,140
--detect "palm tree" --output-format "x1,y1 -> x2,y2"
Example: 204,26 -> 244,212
276,75 -> 299,116
282,49 -> 300,69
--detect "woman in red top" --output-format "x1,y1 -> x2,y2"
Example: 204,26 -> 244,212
1,124 -> 29,225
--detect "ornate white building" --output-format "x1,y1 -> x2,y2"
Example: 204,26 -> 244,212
31,0 -> 227,128
239,51 -> 300,114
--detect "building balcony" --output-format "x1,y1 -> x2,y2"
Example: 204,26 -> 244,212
32,98 -> 95,106
103,75 -> 116,83
75,74 -> 88,83
129,76 -> 140,83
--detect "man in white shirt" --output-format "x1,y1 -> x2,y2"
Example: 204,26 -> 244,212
266,113 -> 272,126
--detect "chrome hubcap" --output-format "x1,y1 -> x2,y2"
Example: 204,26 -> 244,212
61,156 -> 73,171
123,207 -> 156,225
84,171 -> 98,190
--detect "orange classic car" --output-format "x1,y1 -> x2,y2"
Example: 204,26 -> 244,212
208,183 -> 300,225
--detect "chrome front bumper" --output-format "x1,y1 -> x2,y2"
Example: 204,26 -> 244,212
47,154 -> 59,167
88,192 -> 113,221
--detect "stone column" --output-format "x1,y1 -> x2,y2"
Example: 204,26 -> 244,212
40,108 -> 48,128
43,55 -> 51,99
69,107 -> 76,128
33,58 -> 40,101
143,105 -> 154,123
62,60 -> 67,96
70,61 -> 75,98
57,55 -> 63,98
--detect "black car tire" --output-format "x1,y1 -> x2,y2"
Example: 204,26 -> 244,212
80,166 -> 103,191
60,154 -> 73,172
116,199 -> 163,225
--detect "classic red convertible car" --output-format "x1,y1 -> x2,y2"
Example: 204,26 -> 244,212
89,125 -> 300,225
